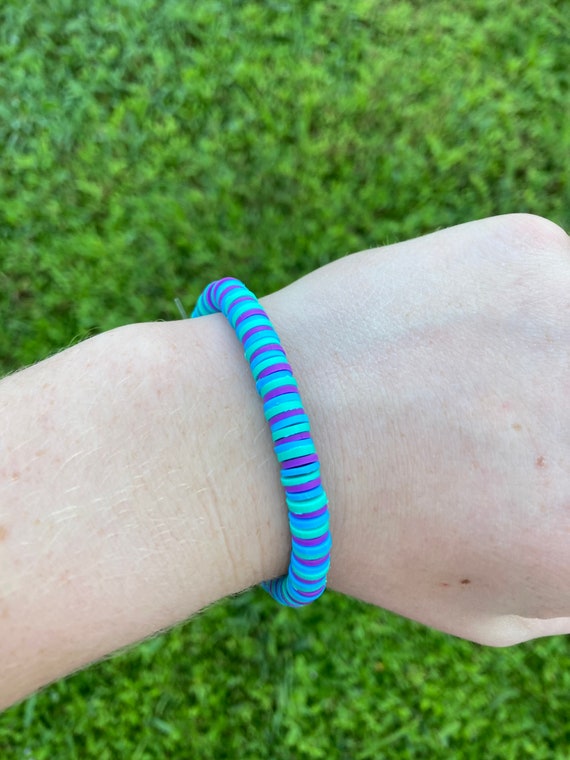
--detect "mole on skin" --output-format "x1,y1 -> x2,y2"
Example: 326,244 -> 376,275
439,579 -> 472,587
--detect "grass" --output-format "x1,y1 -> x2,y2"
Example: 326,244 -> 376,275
1,0 -> 569,756
2,594 -> 570,758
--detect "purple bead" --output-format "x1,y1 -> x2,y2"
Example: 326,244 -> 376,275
241,324 -> 274,344
262,384 -> 298,402
235,308 -> 267,328
294,553 -> 331,567
226,295 -> 253,314
258,361 -> 292,379
250,343 -> 284,363
269,409 -> 304,426
281,453 -> 319,470
275,432 -> 311,446
285,477 -> 322,494
292,533 -> 330,548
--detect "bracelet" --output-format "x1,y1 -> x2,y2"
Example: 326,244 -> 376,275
187,277 -> 332,607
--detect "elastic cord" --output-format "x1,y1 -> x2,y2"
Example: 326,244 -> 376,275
190,277 -> 331,607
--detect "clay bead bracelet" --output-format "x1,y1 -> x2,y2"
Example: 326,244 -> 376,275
188,277 -> 332,607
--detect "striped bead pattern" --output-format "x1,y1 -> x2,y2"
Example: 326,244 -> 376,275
191,277 -> 332,607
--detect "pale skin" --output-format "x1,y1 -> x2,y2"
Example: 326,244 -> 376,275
1,213 -> 569,711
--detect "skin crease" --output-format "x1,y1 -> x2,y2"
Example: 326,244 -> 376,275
265,213 -> 570,646
0,213 -> 568,710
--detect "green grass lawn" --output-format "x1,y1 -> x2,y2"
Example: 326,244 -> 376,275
1,0 -> 569,756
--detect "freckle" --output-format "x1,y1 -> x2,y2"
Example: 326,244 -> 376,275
11,471 -> 20,481
536,456 -> 546,468
460,578 -> 471,585
35,449 -> 46,457
439,582 -> 450,588
512,423 -> 522,432
0,525 -> 8,542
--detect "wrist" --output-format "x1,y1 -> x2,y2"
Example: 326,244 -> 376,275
164,313 -> 291,599
264,215 -> 570,646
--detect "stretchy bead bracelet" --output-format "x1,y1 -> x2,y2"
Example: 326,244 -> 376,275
187,277 -> 332,607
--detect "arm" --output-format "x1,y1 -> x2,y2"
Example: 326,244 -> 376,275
1,213 -> 569,710
0,314 -> 293,710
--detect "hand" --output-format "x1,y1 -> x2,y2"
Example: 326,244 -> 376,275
268,214 -> 570,645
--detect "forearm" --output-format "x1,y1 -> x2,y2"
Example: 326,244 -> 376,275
0,315 -> 295,709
